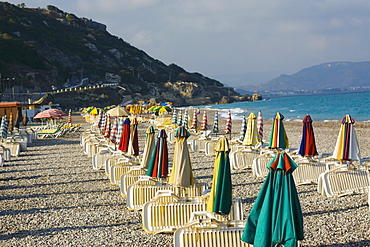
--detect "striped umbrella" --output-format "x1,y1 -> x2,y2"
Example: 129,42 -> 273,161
224,110 -> 232,135
118,118 -> 131,152
212,110 -> 219,134
0,115 -> 9,140
190,110 -> 198,130
182,110 -> 189,128
172,109 -> 177,124
140,126 -> 156,169
127,118 -> 139,156
206,136 -> 232,215
146,129 -> 169,179
268,112 -> 289,150
103,115 -> 111,138
243,112 -> 259,146
239,115 -> 247,141
200,111 -> 208,131
298,115 -> 318,157
332,114 -> 360,162
241,152 -> 303,246
257,110 -> 263,143
109,117 -> 119,144
96,110 -> 103,128
115,117 -> 124,146
8,112 -> 13,132
169,126 -> 194,188
67,110 -> 72,124
177,109 -> 182,127
99,113 -> 106,134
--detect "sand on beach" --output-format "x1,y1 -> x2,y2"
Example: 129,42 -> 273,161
1,111 -> 370,246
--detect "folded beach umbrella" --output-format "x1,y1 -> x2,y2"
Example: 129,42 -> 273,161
268,112 -> 289,150
206,136 -> 232,215
118,118 -> 131,152
99,113 -> 106,133
115,117 -> 124,146
177,109 -> 182,127
200,111 -> 208,131
243,112 -> 259,146
103,115 -> 111,139
212,110 -> 219,134
182,110 -> 189,128
0,115 -> 9,140
127,118 -> 139,156
224,110 -> 232,135
140,126 -> 156,169
172,109 -> 177,124
298,115 -> 318,157
190,110 -> 198,130
169,126 -> 194,188
332,114 -> 360,162
8,112 -> 13,132
239,115 -> 247,142
257,110 -> 263,142
67,110 -> 72,124
241,152 -> 304,246
96,110 -> 103,128
146,129 -> 169,179
109,117 -> 119,144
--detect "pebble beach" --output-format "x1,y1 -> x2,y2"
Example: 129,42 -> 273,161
1,112 -> 370,246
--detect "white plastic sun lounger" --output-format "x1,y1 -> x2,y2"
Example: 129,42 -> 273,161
120,167 -> 148,196
126,178 -> 208,211
317,165 -> 370,197
230,149 -> 260,171
174,211 -> 252,247
142,190 -> 243,234
292,159 -> 327,185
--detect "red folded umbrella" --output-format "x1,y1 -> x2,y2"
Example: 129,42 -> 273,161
118,118 -> 131,152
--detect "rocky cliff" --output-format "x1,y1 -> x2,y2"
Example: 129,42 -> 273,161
0,3 -> 260,108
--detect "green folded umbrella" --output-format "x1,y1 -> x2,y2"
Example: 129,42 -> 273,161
241,152 -> 304,247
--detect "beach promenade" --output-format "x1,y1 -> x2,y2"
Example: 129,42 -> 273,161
1,112 -> 370,246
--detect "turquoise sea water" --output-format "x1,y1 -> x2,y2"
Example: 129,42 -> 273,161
190,92 -> 370,122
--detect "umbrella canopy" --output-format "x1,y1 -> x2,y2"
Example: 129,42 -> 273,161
47,108 -> 66,116
107,106 -> 130,117
239,115 -> 247,142
146,129 -> 169,179
115,117 -> 124,146
8,112 -> 13,132
67,110 -> 72,124
190,110 -> 198,130
212,110 -> 219,134
200,111 -> 208,131
96,111 -> 103,128
103,115 -> 111,139
99,113 -> 107,133
243,112 -> 259,146
183,110 -> 189,128
140,126 -> 156,169
177,109 -> 183,126
172,109 -> 177,124
224,110 -> 232,135
257,110 -> 263,143
34,109 -> 62,119
118,118 -> 131,152
332,114 -> 360,162
268,112 -> 289,150
169,127 -> 194,188
298,115 -> 318,157
109,117 -> 119,144
206,136 -> 232,215
0,115 -> 9,139
127,118 -> 139,156
241,152 -> 304,246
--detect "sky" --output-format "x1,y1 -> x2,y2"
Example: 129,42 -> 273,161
5,0 -> 370,85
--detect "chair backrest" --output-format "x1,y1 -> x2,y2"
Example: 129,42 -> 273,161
142,191 -> 243,234
174,211 -> 252,247
230,149 -> 260,171
293,160 -> 327,185
126,180 -> 208,211
120,168 -> 147,196
318,165 -> 370,197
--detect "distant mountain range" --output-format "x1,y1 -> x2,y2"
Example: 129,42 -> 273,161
238,61 -> 370,96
